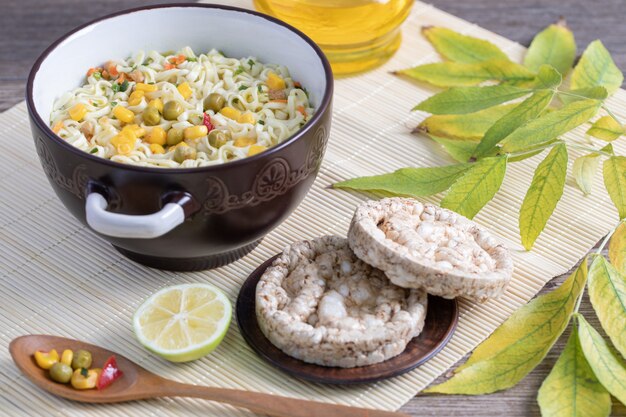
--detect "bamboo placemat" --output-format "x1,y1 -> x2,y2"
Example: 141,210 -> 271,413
1,1 -> 624,415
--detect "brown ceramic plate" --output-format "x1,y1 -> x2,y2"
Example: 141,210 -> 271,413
236,255 -> 459,385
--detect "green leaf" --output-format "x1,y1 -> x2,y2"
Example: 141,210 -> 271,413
397,60 -> 536,88
422,26 -> 509,64
587,115 -> 625,141
474,90 -> 556,158
559,87 -> 609,105
588,256 -> 626,361
577,314 -> 626,405
416,104 -> 516,141
603,156 -> 626,219
440,156 -> 507,219
425,259 -> 587,394
571,40 -> 624,95
414,85 -> 531,115
572,153 -> 601,195
537,324 -> 611,417
500,99 -> 602,153
609,223 -> 626,275
524,20 -> 576,75
333,164 -> 471,197
429,135 -> 500,163
474,66 -> 561,158
519,143 -> 568,250
508,139 -> 559,163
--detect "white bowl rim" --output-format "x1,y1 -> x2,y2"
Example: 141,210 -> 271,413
26,2 -> 334,174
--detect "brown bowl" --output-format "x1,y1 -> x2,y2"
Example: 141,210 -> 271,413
26,4 -> 333,271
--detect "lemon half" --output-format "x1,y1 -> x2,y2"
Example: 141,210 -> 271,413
133,284 -> 232,362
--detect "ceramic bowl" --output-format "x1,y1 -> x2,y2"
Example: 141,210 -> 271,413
27,3 -> 333,271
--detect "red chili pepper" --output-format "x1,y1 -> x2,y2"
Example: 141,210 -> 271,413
96,355 -> 123,390
203,113 -> 215,133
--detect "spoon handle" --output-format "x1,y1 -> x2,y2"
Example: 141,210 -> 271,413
161,382 -> 410,417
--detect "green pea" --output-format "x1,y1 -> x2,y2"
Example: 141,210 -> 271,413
71,350 -> 92,370
203,93 -> 226,113
142,106 -> 161,126
174,146 -> 197,163
166,128 -> 184,146
208,130 -> 232,148
49,363 -> 73,384
163,101 -> 183,121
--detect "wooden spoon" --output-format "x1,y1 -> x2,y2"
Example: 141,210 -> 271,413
10,335 -> 410,417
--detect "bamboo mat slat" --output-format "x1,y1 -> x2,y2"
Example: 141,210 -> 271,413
0,1 -> 623,415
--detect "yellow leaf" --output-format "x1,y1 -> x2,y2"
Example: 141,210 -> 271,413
537,324 -> 611,417
425,259 -> 587,394
571,40 -> 624,95
572,153 -> 601,196
416,104 -> 516,141
440,156 -> 507,219
524,20 -> 577,76
603,156 -> 626,219
519,143 -> 568,250
422,26 -> 509,64
587,115 -> 625,142
577,314 -> 626,405
588,256 -> 626,360
609,223 -> 626,275
397,60 -> 536,88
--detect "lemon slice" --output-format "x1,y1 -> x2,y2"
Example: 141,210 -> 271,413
133,284 -> 232,362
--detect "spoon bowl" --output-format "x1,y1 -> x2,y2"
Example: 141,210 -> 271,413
10,334 -> 410,417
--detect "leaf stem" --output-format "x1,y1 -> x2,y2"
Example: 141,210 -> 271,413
602,105 -> 624,126
565,143 -> 614,157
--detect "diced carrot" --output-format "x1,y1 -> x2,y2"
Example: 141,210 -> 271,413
52,121 -> 64,133
101,70 -> 110,80
106,61 -> 119,77
164,63 -> 175,70
294,81 -> 302,88
297,105 -> 306,116
87,68 -> 97,77
270,99 -> 288,103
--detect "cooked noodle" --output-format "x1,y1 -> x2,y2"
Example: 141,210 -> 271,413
50,47 -> 314,168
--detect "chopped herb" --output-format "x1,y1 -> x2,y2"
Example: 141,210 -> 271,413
234,65 -> 245,75
131,65 -> 137,71
217,50 -> 225,56
148,82 -> 155,85
233,98 -> 240,104
257,85 -> 264,93
80,368 -> 89,378
142,58 -> 154,65
93,72 -> 102,80
258,120 -> 265,125
239,85 -> 249,91
247,59 -> 255,68
110,101 -> 118,107
119,79 -> 129,92
187,57 -> 197,62
300,122 -> 306,128
90,148 -> 98,154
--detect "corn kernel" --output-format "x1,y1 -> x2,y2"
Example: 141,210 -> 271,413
247,144 -> 267,156
184,125 -> 209,140
34,349 -> 59,370
238,113 -> 256,124
267,71 -> 286,90
71,368 -> 98,390
148,99 -> 163,113
60,350 -> 73,367
112,105 -> 135,124
234,137 -> 256,147
147,127 -> 167,145
150,143 -> 165,154
69,104 -> 87,121
127,90 -> 145,106
220,107 -> 241,120
122,124 -> 145,138
135,82 -> 158,93
177,82 -> 193,100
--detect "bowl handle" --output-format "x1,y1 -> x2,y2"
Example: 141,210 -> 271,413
85,187 -> 198,239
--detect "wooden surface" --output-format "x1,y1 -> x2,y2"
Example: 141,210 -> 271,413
3,0 -> 625,415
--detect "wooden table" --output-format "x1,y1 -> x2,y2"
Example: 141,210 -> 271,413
3,1 -> 625,415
